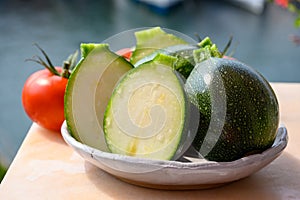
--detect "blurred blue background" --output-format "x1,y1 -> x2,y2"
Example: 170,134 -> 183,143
0,0 -> 299,171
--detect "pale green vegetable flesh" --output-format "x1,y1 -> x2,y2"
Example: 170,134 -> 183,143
65,44 -> 133,151
103,54 -> 187,160
130,27 -> 188,65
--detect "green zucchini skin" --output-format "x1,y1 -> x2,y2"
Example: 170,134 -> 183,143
186,58 -> 279,162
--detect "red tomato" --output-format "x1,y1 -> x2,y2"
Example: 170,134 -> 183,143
23,44 -> 78,132
223,55 -> 236,60
22,67 -> 68,132
116,48 -> 133,60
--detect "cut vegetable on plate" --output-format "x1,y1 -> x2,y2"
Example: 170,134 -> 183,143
133,32 -> 224,79
130,27 -> 189,65
64,43 -> 133,151
103,54 -> 192,160
63,26 -> 281,164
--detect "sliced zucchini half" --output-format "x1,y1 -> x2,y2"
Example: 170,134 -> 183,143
65,43 -> 133,151
130,27 -> 189,65
103,54 -> 190,160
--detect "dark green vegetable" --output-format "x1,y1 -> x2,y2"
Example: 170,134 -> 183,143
185,58 -> 279,162
0,163 -> 7,182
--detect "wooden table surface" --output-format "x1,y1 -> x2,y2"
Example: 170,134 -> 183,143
0,83 -> 300,199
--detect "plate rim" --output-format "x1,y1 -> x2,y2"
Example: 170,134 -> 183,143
61,121 -> 288,189
61,121 -> 288,170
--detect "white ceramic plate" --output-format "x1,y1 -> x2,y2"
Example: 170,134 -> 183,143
61,122 -> 288,190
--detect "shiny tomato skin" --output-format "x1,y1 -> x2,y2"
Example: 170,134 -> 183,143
22,67 -> 67,132
223,55 -> 236,60
116,48 -> 133,60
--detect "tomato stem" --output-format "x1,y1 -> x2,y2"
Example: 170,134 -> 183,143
221,36 -> 233,57
194,33 -> 202,43
26,43 -> 78,79
61,50 -> 79,79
